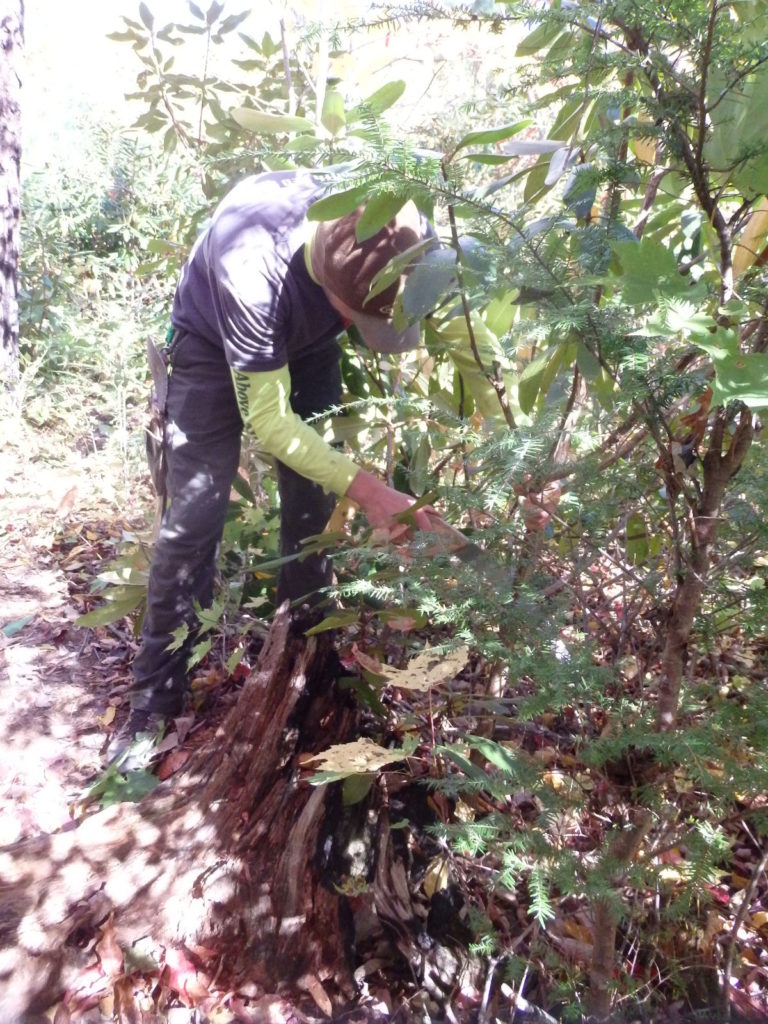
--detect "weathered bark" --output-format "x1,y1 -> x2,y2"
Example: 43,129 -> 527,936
0,610 -> 359,1021
0,0 -> 22,386
655,409 -> 754,732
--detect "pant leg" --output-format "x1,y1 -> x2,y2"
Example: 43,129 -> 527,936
130,332 -> 242,714
275,341 -> 343,607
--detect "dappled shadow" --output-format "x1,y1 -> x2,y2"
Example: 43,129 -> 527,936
0,609 -> 359,1021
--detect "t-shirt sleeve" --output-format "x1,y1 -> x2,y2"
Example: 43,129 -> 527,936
231,366 -> 359,496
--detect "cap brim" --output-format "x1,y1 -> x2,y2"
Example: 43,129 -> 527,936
352,311 -> 421,353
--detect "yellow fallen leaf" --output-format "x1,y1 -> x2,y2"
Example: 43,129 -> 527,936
543,770 -> 568,790
563,918 -> 593,944
305,738 -> 407,777
378,645 -> 469,692
423,857 -> 451,899
99,706 -> 116,727
454,800 -> 475,823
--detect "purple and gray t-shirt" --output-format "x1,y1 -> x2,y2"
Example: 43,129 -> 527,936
171,170 -> 344,372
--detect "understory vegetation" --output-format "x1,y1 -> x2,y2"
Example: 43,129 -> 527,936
13,0 -> 768,1020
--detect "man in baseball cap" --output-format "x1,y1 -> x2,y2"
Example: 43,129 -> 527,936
107,169 -> 443,767
309,199 -> 432,354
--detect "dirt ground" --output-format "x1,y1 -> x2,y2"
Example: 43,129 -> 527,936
0,415 -> 148,848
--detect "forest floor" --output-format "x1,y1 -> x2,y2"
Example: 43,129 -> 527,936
0,417 -> 143,848
2,407 -> 768,1024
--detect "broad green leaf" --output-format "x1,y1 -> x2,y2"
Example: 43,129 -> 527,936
705,63 -> 768,197
402,248 -> 457,319
516,19 -> 565,56
347,80 -> 406,121
502,139 -> 564,157
321,87 -> 346,137
283,135 -> 321,153
225,645 -> 246,674
1,614 -> 34,637
355,193 -> 406,242
484,292 -> 517,337
342,773 -> 374,805
76,592 -> 144,627
460,154 -> 516,165
438,745 -> 491,785
524,153 -> 555,204
453,119 -> 532,155
365,237 -> 436,305
230,471 -> 256,504
206,1 -> 224,25
613,238 -> 690,307
576,344 -> 602,380
518,349 -> 554,414
463,736 -> 532,779
305,609 -> 362,634
626,512 -> 650,565
710,351 -> 768,409
231,108 -> 314,134
138,2 -> 154,30
307,184 -> 371,222
187,636 -> 212,668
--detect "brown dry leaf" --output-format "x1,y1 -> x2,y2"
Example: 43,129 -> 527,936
352,644 -> 386,677
301,973 -> 333,1017
113,975 -> 141,1023
563,918 -> 593,945
163,946 -> 210,1006
96,915 -> 124,979
157,748 -> 191,781
56,485 -> 78,519
306,737 -> 406,776
386,615 -> 420,633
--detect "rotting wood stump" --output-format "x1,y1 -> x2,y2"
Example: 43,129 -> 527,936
0,608 -> 360,1022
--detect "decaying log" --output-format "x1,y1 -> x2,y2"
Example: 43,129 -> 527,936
0,609 -> 359,1022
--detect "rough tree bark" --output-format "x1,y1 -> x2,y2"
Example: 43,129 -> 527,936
0,0 -> 22,386
0,610 -> 361,1022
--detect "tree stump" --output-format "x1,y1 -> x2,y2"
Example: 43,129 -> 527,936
0,609 -> 359,1021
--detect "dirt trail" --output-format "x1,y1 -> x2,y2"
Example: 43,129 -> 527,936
0,420 -> 147,846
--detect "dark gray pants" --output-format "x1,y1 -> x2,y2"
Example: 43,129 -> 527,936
130,330 -> 342,714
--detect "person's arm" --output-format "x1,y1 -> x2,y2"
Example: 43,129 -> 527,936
232,366 -> 442,533
232,366 -> 357,495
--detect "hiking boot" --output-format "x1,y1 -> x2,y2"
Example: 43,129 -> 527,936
105,708 -> 167,772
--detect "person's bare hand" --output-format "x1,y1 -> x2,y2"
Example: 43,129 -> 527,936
346,469 -> 438,539
519,481 -> 562,532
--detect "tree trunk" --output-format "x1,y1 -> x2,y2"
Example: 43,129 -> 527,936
0,610 -> 360,1022
0,0 -> 22,386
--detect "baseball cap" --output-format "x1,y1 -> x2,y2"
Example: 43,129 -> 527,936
309,200 -> 434,353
